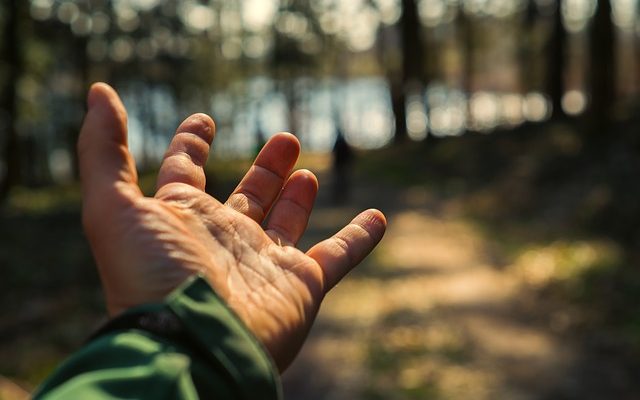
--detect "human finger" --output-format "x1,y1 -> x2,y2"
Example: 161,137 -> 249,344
265,169 -> 318,246
306,209 -> 386,293
226,132 -> 300,222
77,83 -> 142,219
156,113 -> 215,192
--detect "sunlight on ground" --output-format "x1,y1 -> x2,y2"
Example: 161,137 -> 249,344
285,198 -> 618,399
512,240 -> 621,288
0,376 -> 28,400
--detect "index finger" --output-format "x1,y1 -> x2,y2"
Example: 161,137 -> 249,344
225,132 -> 300,222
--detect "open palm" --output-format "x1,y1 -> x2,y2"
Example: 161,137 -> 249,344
78,84 -> 386,371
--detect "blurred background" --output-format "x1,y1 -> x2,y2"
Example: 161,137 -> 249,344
1,0 -> 640,399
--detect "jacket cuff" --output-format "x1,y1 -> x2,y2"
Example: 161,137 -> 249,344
166,274 -> 281,400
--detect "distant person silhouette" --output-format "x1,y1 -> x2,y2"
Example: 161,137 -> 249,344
331,128 -> 354,204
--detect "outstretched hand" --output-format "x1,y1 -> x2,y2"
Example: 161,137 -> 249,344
78,83 -> 386,371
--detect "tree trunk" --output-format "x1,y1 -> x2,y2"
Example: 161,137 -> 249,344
457,8 -> 475,129
401,0 -> 423,82
547,0 -> 567,119
0,0 -> 24,202
391,87 -> 408,143
588,0 -> 615,143
393,0 -> 424,144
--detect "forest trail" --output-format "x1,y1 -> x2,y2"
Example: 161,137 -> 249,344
282,156 -> 638,400
0,152 -> 637,400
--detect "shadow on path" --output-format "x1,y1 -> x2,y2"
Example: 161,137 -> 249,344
283,157 -> 640,400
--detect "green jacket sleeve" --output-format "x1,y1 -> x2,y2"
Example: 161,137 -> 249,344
32,275 -> 282,400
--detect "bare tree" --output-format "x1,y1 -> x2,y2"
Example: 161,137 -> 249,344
588,0 -> 615,143
547,0 -> 567,119
383,0 -> 424,144
0,0 -> 25,201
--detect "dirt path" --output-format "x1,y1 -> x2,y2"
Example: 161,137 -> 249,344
1,154 -> 637,399
282,162 -> 638,400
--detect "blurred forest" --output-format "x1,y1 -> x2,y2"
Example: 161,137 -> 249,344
0,0 -> 638,189
1,0 -> 640,399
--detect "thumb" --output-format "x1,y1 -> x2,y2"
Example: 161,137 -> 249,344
78,83 -> 141,221
307,209 -> 387,293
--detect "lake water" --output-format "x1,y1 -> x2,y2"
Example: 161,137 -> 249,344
120,75 -> 558,163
